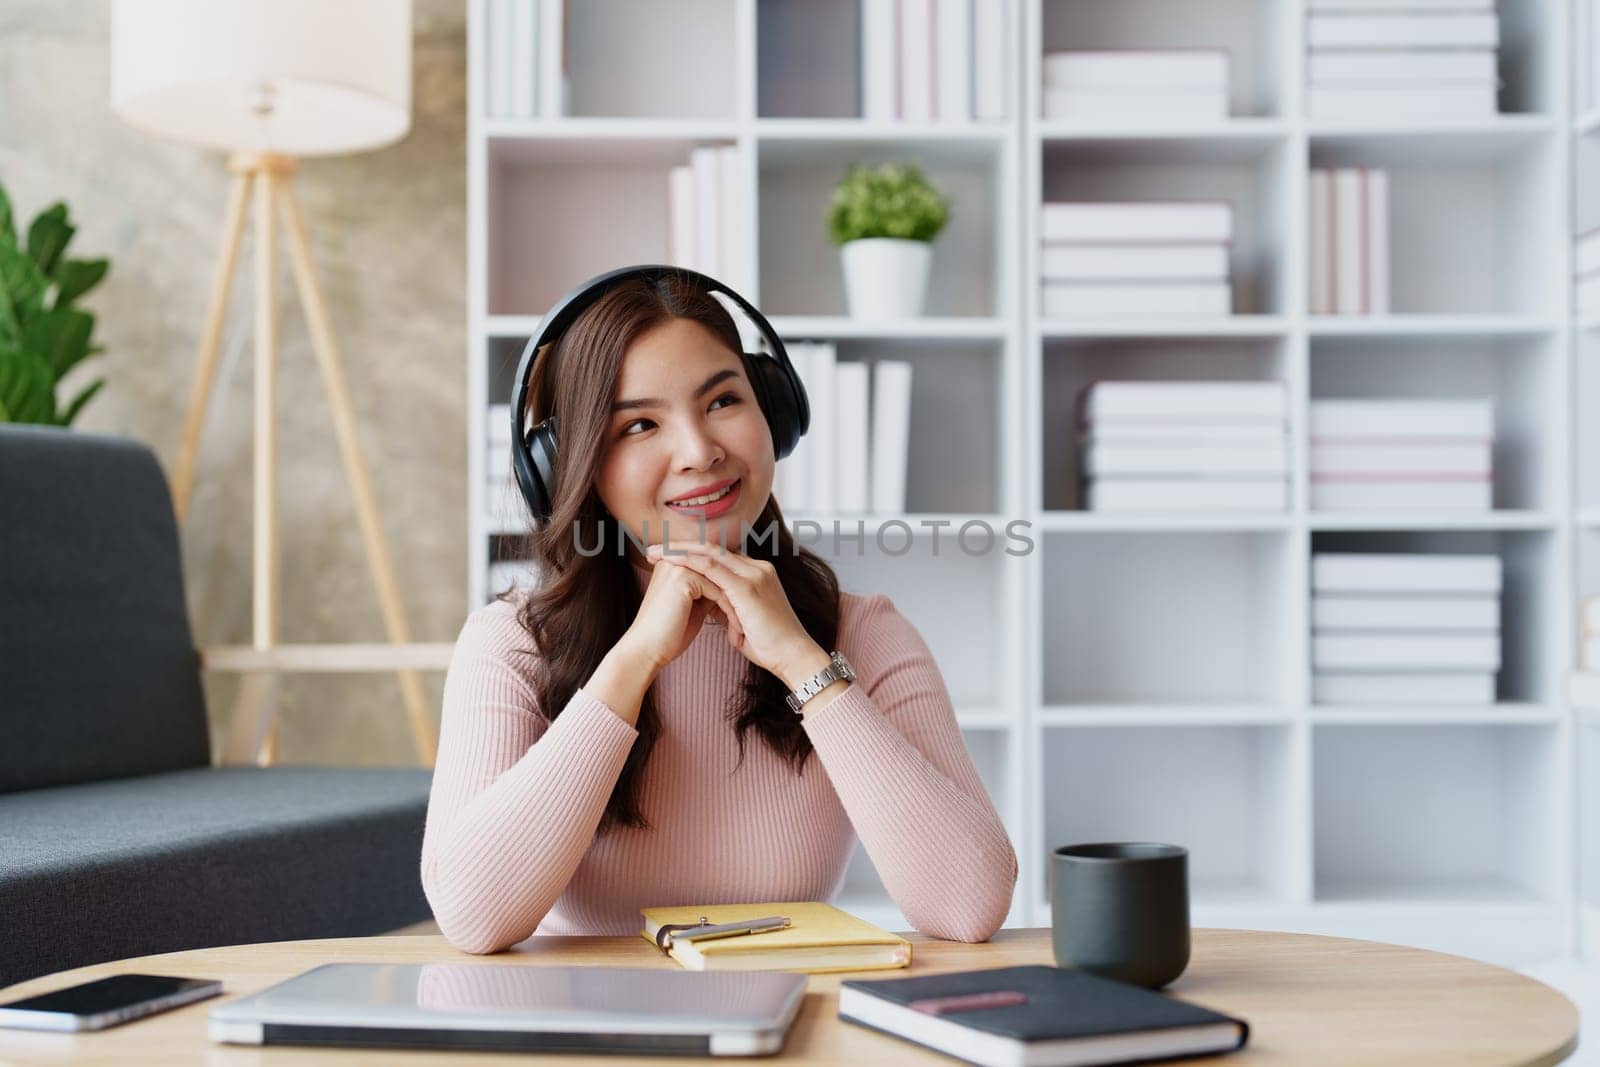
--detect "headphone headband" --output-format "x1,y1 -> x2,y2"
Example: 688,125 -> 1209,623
508,265 -> 810,525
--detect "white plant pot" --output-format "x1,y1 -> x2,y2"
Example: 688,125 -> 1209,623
841,238 -> 932,319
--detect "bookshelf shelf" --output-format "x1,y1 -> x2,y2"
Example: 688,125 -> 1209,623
470,0 -> 1587,966
1040,316 -> 1291,339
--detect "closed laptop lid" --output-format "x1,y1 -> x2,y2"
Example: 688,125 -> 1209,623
210,963 -> 807,1037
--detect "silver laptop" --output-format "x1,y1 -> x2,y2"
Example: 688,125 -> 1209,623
208,963 -> 807,1056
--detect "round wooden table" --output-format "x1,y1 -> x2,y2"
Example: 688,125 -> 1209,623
0,928 -> 1577,1065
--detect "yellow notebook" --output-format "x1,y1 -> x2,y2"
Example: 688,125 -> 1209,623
639,902 -> 912,974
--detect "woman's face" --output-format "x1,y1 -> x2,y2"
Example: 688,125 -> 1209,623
594,317 -> 774,554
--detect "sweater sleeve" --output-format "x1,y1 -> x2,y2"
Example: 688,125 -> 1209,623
801,593 -> 1019,943
419,600 -> 638,954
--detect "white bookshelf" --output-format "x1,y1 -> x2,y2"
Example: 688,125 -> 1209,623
469,0 -> 1588,964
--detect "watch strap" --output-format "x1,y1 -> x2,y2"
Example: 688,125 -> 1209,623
786,651 -> 855,714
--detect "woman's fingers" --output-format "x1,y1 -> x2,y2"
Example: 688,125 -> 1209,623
671,561 -> 745,647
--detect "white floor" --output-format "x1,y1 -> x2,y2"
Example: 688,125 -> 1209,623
1520,958 -> 1597,1064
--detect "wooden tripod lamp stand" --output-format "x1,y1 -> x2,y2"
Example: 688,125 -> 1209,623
110,0 -> 446,765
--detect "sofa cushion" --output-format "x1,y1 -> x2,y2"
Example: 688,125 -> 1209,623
0,765 -> 433,988
0,425 -> 210,793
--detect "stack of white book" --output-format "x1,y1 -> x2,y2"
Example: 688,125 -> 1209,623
1078,381 -> 1288,512
483,0 -> 570,119
668,145 -> 749,292
487,558 -> 542,600
1577,226 -> 1600,318
1041,203 -> 1233,317
1041,50 -> 1229,123
1305,0 -> 1500,122
485,404 -> 527,528
1310,399 -> 1493,511
1308,168 -> 1389,315
859,0 -> 1007,122
1312,553 -> 1501,704
773,343 -> 914,517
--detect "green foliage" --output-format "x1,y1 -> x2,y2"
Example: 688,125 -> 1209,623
826,162 -> 951,245
0,181 -> 110,425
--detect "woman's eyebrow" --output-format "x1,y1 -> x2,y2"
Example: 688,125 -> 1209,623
611,367 -> 741,413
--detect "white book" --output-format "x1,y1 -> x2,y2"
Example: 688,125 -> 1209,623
1309,170 -> 1333,314
1041,244 -> 1228,282
1572,671 -> 1600,707
1312,595 -> 1500,631
871,360 -> 913,514
1309,0 -> 1493,9
1041,202 -> 1233,244
1042,281 -> 1230,317
487,441 -> 513,480
1309,398 -> 1494,439
1308,84 -> 1498,122
510,0 -> 537,119
1312,552 -> 1502,594
934,0 -> 971,123
1310,441 -> 1491,475
971,0 -> 1006,120
1367,169 -> 1389,314
718,146 -> 743,290
1082,442 -> 1288,477
1306,13 -> 1500,49
1082,381 -> 1287,422
1310,479 -> 1491,511
487,559 -> 542,599
1313,672 -> 1495,704
898,0 -> 935,121
782,344 -> 815,513
1578,273 -> 1600,318
860,0 -> 898,121
1085,478 -> 1288,512
1041,89 -> 1228,124
1307,50 -> 1497,84
1042,51 -> 1229,91
689,146 -> 722,279
487,0 -> 514,118
537,0 -> 568,118
1084,426 -> 1288,446
808,343 -> 838,514
834,362 -> 872,513
1313,634 -> 1500,671
1333,169 -> 1364,314
669,165 -> 697,270
1576,228 -> 1600,277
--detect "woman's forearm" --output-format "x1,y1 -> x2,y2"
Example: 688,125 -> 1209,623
583,638 -> 660,727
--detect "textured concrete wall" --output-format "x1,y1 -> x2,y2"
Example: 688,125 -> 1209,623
1,1 -> 468,765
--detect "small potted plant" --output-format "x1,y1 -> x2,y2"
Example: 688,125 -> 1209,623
0,182 -> 110,425
827,161 -> 950,319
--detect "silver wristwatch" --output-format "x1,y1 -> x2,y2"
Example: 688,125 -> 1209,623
786,651 -> 856,714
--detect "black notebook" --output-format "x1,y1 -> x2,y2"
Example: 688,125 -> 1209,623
839,965 -> 1248,1067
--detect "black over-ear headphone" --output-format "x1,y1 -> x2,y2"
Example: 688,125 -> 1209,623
510,265 -> 810,525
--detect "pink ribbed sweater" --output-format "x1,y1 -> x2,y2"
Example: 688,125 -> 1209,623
420,561 -> 1018,954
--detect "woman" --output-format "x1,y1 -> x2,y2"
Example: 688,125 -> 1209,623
420,271 -> 1017,954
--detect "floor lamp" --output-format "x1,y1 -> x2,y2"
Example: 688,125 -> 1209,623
110,0 -> 445,765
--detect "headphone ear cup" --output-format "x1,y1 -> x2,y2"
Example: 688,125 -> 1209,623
744,353 -> 803,461
513,418 -> 559,524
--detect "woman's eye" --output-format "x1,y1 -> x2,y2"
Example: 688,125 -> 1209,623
621,418 -> 653,437
710,392 -> 739,410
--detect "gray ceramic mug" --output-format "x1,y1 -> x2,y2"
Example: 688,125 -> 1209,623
1051,842 -> 1191,988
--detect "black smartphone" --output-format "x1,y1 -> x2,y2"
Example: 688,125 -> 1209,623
0,974 -> 222,1032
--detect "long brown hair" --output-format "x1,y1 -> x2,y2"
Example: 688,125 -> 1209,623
498,271 -> 841,834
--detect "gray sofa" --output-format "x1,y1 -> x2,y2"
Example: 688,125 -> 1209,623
0,424 -> 433,989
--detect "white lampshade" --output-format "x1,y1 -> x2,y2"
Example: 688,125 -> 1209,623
110,0 -> 412,157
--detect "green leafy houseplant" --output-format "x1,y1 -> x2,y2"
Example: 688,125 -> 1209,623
826,162 -> 951,245
0,182 -> 110,425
